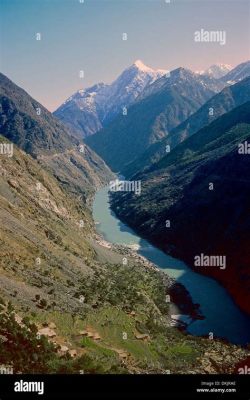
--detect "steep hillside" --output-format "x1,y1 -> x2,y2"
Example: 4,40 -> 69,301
54,83 -> 107,138
0,74 -> 249,374
1,137 -> 246,374
86,68 -> 222,172
111,102 -> 250,315
123,77 -> 250,177
0,73 -> 113,203
0,135 -> 95,311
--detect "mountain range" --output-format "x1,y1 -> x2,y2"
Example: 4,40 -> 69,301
3,59 -> 249,320
54,61 -> 250,146
54,60 -> 166,138
123,76 -> 250,177
221,60 -> 250,84
0,61 -> 250,374
2,72 -> 246,374
198,63 -> 232,79
84,61 -> 250,174
85,67 -> 225,172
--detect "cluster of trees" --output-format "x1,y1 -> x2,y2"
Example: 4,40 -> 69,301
0,297 -> 59,373
0,297 -> 126,374
75,263 -> 169,316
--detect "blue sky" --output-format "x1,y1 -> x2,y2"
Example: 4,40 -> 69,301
0,0 -> 249,111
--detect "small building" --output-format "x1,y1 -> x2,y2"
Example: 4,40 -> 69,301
69,349 -> 77,358
134,333 -> 150,341
0,334 -> 8,343
14,315 -> 23,325
48,322 -> 56,330
59,345 -> 69,353
116,349 -> 129,359
79,330 -> 88,336
38,328 -> 57,338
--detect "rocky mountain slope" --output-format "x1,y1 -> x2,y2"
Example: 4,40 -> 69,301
0,135 -> 95,309
200,64 -> 232,79
0,73 -> 113,204
221,60 -> 250,84
2,136 -> 246,375
54,60 -> 166,138
0,74 -> 249,374
111,102 -> 250,316
123,76 -> 250,177
86,67 -> 223,172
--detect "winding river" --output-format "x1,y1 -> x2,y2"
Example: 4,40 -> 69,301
93,186 -> 250,346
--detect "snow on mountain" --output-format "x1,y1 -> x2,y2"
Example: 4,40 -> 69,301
198,64 -> 232,79
221,60 -> 250,84
196,61 -> 250,84
139,67 -> 225,102
54,60 -> 167,137
100,60 -> 167,124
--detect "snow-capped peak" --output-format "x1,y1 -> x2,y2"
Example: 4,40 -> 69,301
133,60 -> 167,76
200,63 -> 233,79
133,59 -> 154,72
56,61 -> 167,137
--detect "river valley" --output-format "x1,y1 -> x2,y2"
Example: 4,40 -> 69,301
93,186 -> 250,346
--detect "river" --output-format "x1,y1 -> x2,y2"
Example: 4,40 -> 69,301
93,186 -> 250,346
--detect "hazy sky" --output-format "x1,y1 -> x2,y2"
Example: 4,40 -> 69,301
1,0 -> 250,111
